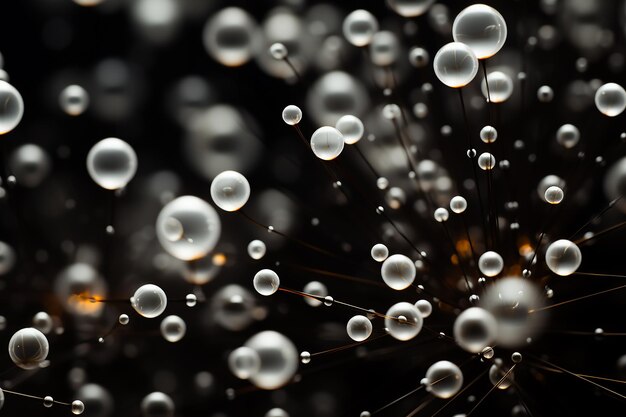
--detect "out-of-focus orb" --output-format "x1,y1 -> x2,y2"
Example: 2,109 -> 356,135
433,42 -> 479,88
303,281 -> 327,307
381,254 -> 416,290
424,360 -> 463,399
556,124 -> 580,149
202,8 -> 259,67
9,144 -> 51,188
32,311 -> 53,334
369,31 -> 400,67
415,299 -> 432,318
0,80 -> 24,134
453,307 -> 498,353
210,284 -> 256,331
160,315 -> 186,342
228,346 -> 261,380
384,302 -> 423,341
86,138 -> 137,190
409,47 -> 429,68
335,115 -> 364,145
0,241 -> 16,275
346,315 -> 373,341
75,383 -> 113,417
481,71 -> 513,103
253,269 -> 280,296
452,4 -> 507,59
60,85 -> 89,116
8,327 -> 49,370
131,284 -> 167,319
244,331 -> 298,390
156,196 -> 221,261
54,263 -> 108,317
269,43 -> 288,60
489,359 -> 514,389
545,239 -> 582,276
595,82 -> 626,117
247,240 -> 266,260
388,0 -> 435,17
306,71 -> 369,126
310,126 -> 345,160
342,10 -> 379,47
141,392 -> 174,417
210,170 -> 250,212
478,251 -> 503,277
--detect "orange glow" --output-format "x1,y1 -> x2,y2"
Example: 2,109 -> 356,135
212,253 -> 227,266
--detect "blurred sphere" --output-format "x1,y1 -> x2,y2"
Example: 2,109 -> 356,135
544,186 -> 564,204
248,240 -> 266,260
342,10 -> 379,47
434,207 -> 449,222
269,43 -> 288,60
303,281 -> 328,307
385,302 -> 423,341
0,80 -> 24,134
228,346 -> 261,379
282,105 -> 302,125
9,144 -> 51,188
335,115 -> 364,145
415,299 -> 432,318
371,243 -> 389,262
310,126 -> 345,160
210,284 -> 256,331
202,8 -> 259,67
253,269 -> 280,296
480,277 -> 545,347
131,284 -> 167,319
409,47 -> 429,68
141,392 -> 174,417
244,331 -> 298,390
381,254 -> 416,290
369,31 -> 400,67
480,126 -> 497,143
183,255 -> 221,285
537,175 -> 565,202
388,0 -> 435,17
156,196 -> 221,261
595,82 -> 626,117
210,170 -> 250,212
453,307 -> 498,353
86,138 -> 137,190
537,85 -> 554,102
59,84 -> 89,116
266,409 -> 289,417
0,241 -> 16,275
452,4 -> 507,59
346,315 -> 373,341
556,124 -> 580,149
481,71 -> 513,103
75,383 -> 113,417
55,263 -> 108,317
424,361 -> 463,399
489,359 -> 514,389
433,42 -> 479,88
478,251 -> 504,277
449,196 -> 467,214
604,156 -> 626,213
160,315 -> 186,342
32,311 -> 53,334
306,71 -> 369,126
545,239 -> 582,276
8,327 -> 49,370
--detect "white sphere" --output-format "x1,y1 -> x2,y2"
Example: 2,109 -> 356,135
86,138 -> 137,190
59,84 -> 89,116
282,105 -> 302,125
595,82 -> 626,117
210,170 -> 250,212
415,299 -> 432,318
449,196 -> 467,214
346,315 -> 373,341
253,269 -> 280,296
0,80 -> 24,134
244,331 -> 298,390
342,10 -> 379,47
481,71 -> 513,103
480,126 -> 497,143
131,284 -> 167,319
544,186 -> 564,204
453,307 -> 498,353
556,124 -> 580,149
247,240 -> 266,260
160,315 -> 186,342
310,126 -> 345,160
388,0 -> 435,17
384,302 -> 423,341
433,42 -> 479,88
202,7 -> 259,67
335,115 -> 364,145
381,254 -> 416,290
452,4 -> 507,59
545,239 -> 582,276
478,251 -> 504,277
424,361 -> 463,399
8,328 -> 49,370
434,207 -> 449,222
141,392 -> 174,417
228,346 -> 261,379
371,243 -> 389,262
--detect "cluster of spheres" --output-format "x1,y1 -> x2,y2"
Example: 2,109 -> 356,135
0,1 -> 625,416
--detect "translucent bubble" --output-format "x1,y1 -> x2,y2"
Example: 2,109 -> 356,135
335,115 -> 364,145
247,240 -> 266,260
369,31 -> 400,67
303,281 -> 327,307
449,196 -> 468,214
211,284 -> 256,331
381,254 -> 416,290
119,314 -> 130,325
0,241 -> 16,275
253,269 -> 280,296
8,327 -> 49,370
160,315 -> 186,343
228,346 -> 261,379
481,71 -> 513,103
71,400 -> 85,415
453,307 -> 498,353
202,7 -> 259,67
86,138 -> 138,190
244,331 -> 298,390
388,0 -> 435,17
480,277 -> 545,347
452,4 -> 507,59
382,103 -> 401,120
131,284 -> 167,319
60,85 -> 89,116
478,251 -> 503,277
210,170 -> 250,212
511,352 -> 523,363
44,396 -> 54,407
300,351 -> 311,364
478,152 -> 496,170
156,196 -> 221,261
425,360 -> 464,399
489,359 -> 514,389
307,71 -> 369,126
409,47 -> 429,68
480,126 -> 497,143
342,10 -> 379,47
0,80 -> 24,134
377,177 -> 389,190
384,302 -> 423,341
556,124 -> 580,149
545,239 -> 582,276
415,299 -> 432,318
54,263 -> 108,317
32,312 -> 53,334
269,43 -> 288,60
544,185 -> 564,204
282,105 -> 302,125
266,408 -> 289,417
9,144 -> 51,188
75,383 -> 113,417
371,243 -> 389,262
434,207 -> 449,222
346,315 -> 373,341
141,392 -> 174,417
595,82 -> 626,117
433,42 -> 479,88
537,85 -> 554,102
537,175 -> 565,202
481,346 -> 494,359
310,126 -> 345,160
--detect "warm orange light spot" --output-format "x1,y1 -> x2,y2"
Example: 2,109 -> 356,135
212,253 -> 227,266
519,243 -> 533,257
68,292 -> 105,314
455,239 -> 472,259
